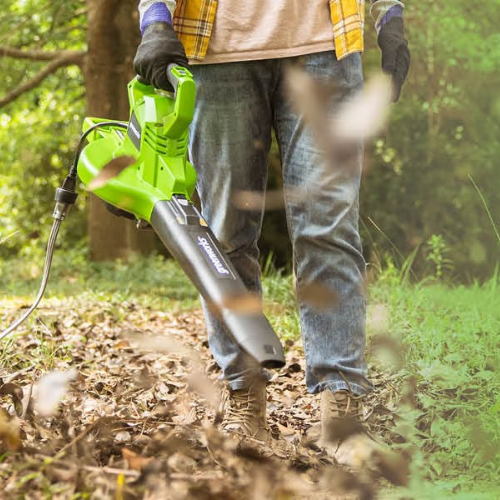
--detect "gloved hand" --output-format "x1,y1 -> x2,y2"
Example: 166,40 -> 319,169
133,22 -> 188,90
104,201 -> 136,221
377,17 -> 410,102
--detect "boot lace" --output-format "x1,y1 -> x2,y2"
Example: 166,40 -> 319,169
328,391 -> 365,421
222,386 -> 264,436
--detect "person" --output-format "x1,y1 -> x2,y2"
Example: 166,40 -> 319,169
134,0 -> 410,461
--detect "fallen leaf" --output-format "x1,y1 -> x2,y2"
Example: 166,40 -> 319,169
276,422 -> 296,437
122,447 -> 153,471
115,431 -> 132,443
113,339 -> 132,350
0,383 -> 24,417
0,408 -> 21,451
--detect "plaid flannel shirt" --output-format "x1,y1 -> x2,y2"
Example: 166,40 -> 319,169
138,0 -> 404,61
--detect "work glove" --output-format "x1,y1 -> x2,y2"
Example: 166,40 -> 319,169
104,201 -> 136,221
133,22 -> 188,90
377,17 -> 410,102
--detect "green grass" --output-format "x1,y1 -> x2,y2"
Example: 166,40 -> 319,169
370,266 -> 500,497
0,247 -> 200,310
1,251 -> 499,496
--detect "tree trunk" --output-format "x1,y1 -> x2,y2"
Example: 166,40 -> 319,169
84,0 -> 156,260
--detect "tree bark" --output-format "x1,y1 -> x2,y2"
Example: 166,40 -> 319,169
84,0 -> 156,260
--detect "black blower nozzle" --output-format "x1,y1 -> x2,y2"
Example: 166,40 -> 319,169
150,196 -> 285,368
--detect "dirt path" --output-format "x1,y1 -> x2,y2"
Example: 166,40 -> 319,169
0,299 -> 403,499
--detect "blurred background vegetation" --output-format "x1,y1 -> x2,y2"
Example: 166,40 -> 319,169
0,0 -> 500,281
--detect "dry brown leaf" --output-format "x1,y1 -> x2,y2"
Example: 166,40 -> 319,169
35,369 -> 77,417
276,422 -> 295,437
44,463 -> 78,484
285,66 -> 391,144
334,73 -> 392,141
232,189 -> 285,211
298,282 -> 339,311
122,447 -> 153,471
113,339 -> 132,349
320,468 -> 375,500
373,448 -> 411,486
367,304 -> 389,335
187,370 -> 220,409
0,408 -> 21,451
233,187 -> 310,212
0,383 -> 24,417
221,292 -> 262,314
370,335 -> 404,370
126,332 -> 200,363
321,417 -> 365,444
87,156 -> 136,191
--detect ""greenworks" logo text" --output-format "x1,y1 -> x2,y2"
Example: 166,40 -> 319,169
197,236 -> 231,276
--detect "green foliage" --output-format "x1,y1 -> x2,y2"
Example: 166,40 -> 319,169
261,263 -> 300,342
371,268 -> 500,490
425,234 -> 453,280
361,1 -> 500,281
0,0 -> 87,258
2,0 -> 500,283
0,249 -> 199,309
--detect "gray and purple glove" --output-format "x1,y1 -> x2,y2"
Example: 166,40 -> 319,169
133,22 -> 188,90
378,17 -> 410,102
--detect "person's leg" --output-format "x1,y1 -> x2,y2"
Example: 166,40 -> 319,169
274,51 -> 373,396
188,60 -> 277,389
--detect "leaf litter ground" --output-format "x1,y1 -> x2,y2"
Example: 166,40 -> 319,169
0,298 -> 408,499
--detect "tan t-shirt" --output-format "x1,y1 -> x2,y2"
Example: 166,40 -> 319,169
199,0 -> 335,64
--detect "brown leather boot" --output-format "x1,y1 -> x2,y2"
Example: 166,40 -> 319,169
220,381 -> 269,442
320,389 -> 384,467
321,390 -> 365,428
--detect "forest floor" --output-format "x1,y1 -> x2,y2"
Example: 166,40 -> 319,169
1,256 -> 499,499
0,297 -> 408,499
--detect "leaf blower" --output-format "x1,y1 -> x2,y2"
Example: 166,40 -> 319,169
1,65 -> 285,369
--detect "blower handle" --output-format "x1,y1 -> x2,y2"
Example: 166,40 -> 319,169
136,64 -> 185,95
134,65 -> 195,138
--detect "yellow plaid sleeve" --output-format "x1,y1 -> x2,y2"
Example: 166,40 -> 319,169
329,0 -> 365,59
173,0 -> 218,61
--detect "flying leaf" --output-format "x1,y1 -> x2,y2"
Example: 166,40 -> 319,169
233,190 -> 285,211
285,66 -> 392,159
86,156 -> 136,191
186,370 -> 220,409
298,282 -> 339,311
233,187 -> 309,212
334,73 -> 392,141
221,292 -> 263,314
35,369 -> 77,417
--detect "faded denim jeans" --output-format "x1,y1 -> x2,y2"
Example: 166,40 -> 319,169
188,51 -> 373,396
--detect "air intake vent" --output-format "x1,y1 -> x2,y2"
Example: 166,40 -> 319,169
144,127 -> 167,154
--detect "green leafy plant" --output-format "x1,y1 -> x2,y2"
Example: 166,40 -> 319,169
425,234 -> 453,280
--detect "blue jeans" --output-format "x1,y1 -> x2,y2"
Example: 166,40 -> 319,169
188,51 -> 373,396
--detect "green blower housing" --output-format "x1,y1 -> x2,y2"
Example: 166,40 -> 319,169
77,65 -> 285,369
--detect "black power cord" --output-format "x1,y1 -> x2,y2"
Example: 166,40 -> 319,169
0,121 -> 129,341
